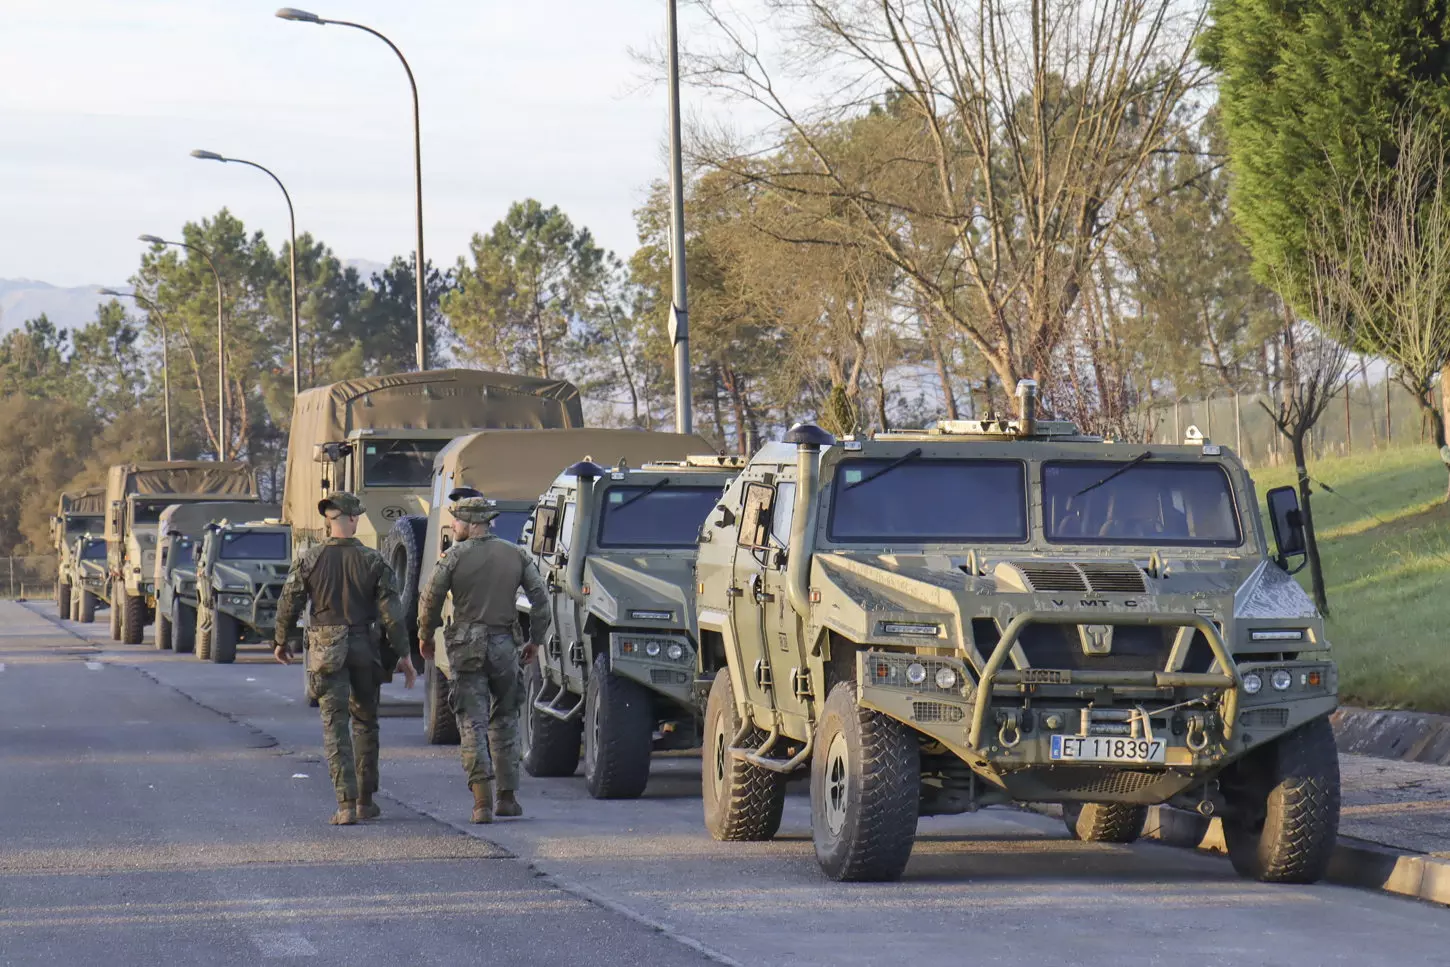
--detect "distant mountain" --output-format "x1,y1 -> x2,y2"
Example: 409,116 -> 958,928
0,279 -> 120,335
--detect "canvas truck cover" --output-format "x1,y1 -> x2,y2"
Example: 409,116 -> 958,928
105,462 -> 259,542
59,488 -> 107,517
282,368 -> 584,525
437,429 -> 716,500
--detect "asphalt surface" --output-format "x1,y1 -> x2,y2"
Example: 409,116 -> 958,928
6,599 -> 1450,966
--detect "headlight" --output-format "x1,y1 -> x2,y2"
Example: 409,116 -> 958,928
881,622 -> 941,637
645,641 -> 661,657
666,643 -> 684,661
906,662 -> 927,685
1251,629 -> 1306,642
1271,669 -> 1293,691
935,667 -> 958,690
1242,673 -> 1263,695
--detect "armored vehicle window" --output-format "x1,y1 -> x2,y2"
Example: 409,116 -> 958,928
172,540 -> 196,567
828,459 -> 1028,543
597,485 -> 721,548
81,541 -> 107,561
218,532 -> 290,560
490,511 -> 529,546
1042,461 -> 1241,546
362,439 -> 448,488
771,482 -> 796,547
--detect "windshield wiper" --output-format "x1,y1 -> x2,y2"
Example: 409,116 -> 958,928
613,477 -> 671,512
1071,451 -> 1153,499
845,448 -> 923,490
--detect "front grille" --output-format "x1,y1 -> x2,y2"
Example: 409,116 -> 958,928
1014,562 -> 1089,592
1078,562 -> 1148,593
912,701 -> 965,723
650,668 -> 689,686
1039,768 -> 1162,796
1240,707 -> 1288,729
1018,625 -> 1174,672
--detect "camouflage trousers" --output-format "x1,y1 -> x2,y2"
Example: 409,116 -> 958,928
446,626 -> 523,791
306,627 -> 382,804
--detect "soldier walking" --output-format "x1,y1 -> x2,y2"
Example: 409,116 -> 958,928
274,492 -> 415,825
419,492 -> 550,824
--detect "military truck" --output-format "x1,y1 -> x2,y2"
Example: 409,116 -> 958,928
68,536 -> 109,623
283,369 -> 584,665
105,462 -> 260,645
518,450 -> 743,799
194,516 -> 292,664
413,427 -> 713,745
52,488 -> 105,618
155,501 -> 273,653
696,381 -> 1340,884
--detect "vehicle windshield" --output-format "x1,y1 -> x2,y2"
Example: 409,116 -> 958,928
218,531 -> 290,560
828,459 -> 1028,543
130,500 -> 174,524
362,439 -> 447,488
596,485 -> 721,548
490,511 -> 529,546
172,539 -> 196,567
81,541 -> 107,561
66,517 -> 102,538
1042,460 -> 1242,546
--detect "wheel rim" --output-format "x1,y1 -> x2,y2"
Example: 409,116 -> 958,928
585,686 -> 599,772
824,731 -> 850,836
714,718 -> 728,786
522,673 -> 538,759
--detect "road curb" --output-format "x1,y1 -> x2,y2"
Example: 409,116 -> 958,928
1333,706 -> 1450,766
1041,802 -> 1450,908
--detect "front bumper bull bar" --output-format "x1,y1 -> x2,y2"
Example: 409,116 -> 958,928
967,611 -> 1240,752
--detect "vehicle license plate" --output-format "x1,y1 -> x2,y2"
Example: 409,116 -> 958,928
1050,734 -> 1166,763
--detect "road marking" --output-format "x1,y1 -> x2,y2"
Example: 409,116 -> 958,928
84,662 -> 103,671
249,932 -> 316,958
0,662 -> 6,672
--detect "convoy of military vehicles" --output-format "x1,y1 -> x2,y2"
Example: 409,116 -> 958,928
39,368 -> 1343,887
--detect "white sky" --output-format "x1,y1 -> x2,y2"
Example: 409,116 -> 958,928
0,0 -> 707,287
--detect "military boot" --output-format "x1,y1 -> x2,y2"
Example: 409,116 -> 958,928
470,781 -> 494,824
495,790 -> 523,818
330,801 -> 358,826
357,794 -> 381,820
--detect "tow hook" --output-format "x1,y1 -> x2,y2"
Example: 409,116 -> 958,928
1186,714 -> 1210,753
997,711 -> 1022,749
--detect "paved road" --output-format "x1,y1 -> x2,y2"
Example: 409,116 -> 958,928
6,600 -> 1450,966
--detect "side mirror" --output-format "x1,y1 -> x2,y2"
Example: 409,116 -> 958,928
1266,486 -> 1307,571
531,504 -> 560,556
736,483 -> 775,549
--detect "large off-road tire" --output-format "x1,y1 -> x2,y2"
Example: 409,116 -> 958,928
195,611 -> 213,662
1063,802 -> 1147,844
171,599 -> 196,654
811,681 -> 920,882
423,658 -> 461,745
583,654 -> 655,799
57,583 -> 71,620
702,671 -> 786,842
380,515 -> 427,672
122,593 -> 146,645
1222,716 -> 1341,884
522,659 -> 582,777
156,611 -> 173,651
70,590 -> 80,621
79,590 -> 97,624
210,609 -> 239,664
109,590 -> 122,640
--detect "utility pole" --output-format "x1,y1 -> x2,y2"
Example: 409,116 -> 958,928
666,0 -> 692,434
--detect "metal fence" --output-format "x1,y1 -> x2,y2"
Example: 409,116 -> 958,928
0,556 -> 60,600
1142,379 -> 1442,468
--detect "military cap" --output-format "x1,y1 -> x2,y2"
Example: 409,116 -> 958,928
318,491 -> 364,517
451,495 -> 500,524
447,486 -> 484,501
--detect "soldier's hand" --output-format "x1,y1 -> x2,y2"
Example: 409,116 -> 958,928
419,637 -> 434,661
397,657 -> 416,689
520,642 -> 539,667
273,644 -> 291,666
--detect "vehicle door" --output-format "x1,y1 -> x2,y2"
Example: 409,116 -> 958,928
759,478 -> 810,726
729,467 -> 795,725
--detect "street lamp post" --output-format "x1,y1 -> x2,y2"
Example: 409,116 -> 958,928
139,235 -> 229,462
666,0 -> 693,434
276,7 -> 428,372
190,149 -> 301,397
100,288 -> 172,461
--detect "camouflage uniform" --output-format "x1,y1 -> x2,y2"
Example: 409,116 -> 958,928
274,493 -> 408,814
419,496 -> 550,807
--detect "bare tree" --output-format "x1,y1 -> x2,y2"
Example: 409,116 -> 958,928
1334,118 -> 1450,498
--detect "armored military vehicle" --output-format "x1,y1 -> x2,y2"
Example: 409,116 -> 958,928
697,381 -> 1340,884
52,488 -> 105,618
283,369 -> 584,666
412,427 -> 714,745
68,536 -> 109,623
194,516 -> 292,664
155,501 -> 275,653
105,462 -> 260,645
519,450 -> 742,798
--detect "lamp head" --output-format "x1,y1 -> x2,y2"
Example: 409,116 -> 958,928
190,149 -> 226,162
138,234 -> 165,245
275,8 -> 323,23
